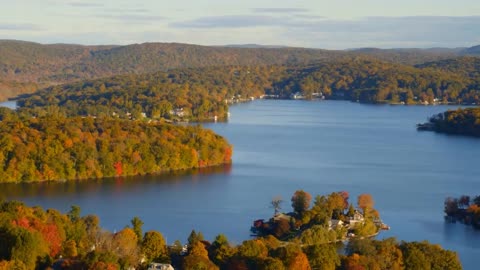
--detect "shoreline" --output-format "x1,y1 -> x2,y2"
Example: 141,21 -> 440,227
0,161 -> 232,185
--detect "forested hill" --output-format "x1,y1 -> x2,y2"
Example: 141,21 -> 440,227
416,56 -> 480,79
1,39 -> 478,100
0,110 -> 232,183
0,40 -> 343,100
347,47 -> 461,65
15,57 -> 480,121
460,45 -> 480,56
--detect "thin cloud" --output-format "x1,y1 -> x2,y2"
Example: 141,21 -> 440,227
68,2 -> 104,8
287,16 -> 480,48
252,8 -> 309,13
0,23 -> 43,31
102,14 -> 166,22
171,15 -> 287,28
105,8 -> 149,14
172,15 -> 480,48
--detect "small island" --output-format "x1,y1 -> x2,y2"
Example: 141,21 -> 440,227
444,195 -> 480,229
251,190 -> 389,245
417,107 -> 480,137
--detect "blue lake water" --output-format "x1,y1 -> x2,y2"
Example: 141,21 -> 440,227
1,100 -> 480,269
0,100 -> 17,109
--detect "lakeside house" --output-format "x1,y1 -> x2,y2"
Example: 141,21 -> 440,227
147,263 -> 174,270
273,213 -> 293,222
328,219 -> 344,230
348,210 -> 365,227
169,108 -> 188,117
291,92 -> 305,99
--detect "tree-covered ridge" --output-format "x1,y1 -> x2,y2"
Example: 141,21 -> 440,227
15,57 -> 480,121
271,58 -> 476,104
418,108 -> 480,137
0,40 -> 343,100
0,198 -> 462,270
0,112 -> 232,183
1,40 -> 477,101
349,47 -> 461,65
17,65 -> 282,121
416,57 -> 480,79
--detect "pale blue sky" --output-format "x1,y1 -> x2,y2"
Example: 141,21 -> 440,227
1,0 -> 480,48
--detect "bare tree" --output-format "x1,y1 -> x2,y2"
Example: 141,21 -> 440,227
271,196 -> 283,216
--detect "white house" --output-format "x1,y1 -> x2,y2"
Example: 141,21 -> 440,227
147,263 -> 174,270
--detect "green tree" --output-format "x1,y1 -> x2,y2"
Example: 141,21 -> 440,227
238,239 -> 268,259
130,216 -> 144,242
347,204 -> 355,217
209,234 -> 233,266
188,230 -> 204,246
63,239 -> 78,258
305,244 -> 340,270
68,205 -> 81,222
260,257 -> 285,270
7,227 -> 49,269
142,231 -> 168,263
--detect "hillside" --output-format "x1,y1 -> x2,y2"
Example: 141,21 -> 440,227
348,47 -> 461,65
1,40 -> 477,101
460,45 -> 480,56
416,56 -> 480,79
15,57 -> 480,121
0,40 -> 343,100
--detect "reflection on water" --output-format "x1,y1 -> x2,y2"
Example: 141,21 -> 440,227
1,164 -> 232,200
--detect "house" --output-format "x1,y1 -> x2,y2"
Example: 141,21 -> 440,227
147,263 -> 174,270
290,92 -> 305,99
273,213 -> 293,222
352,211 -> 364,221
180,245 -> 188,256
328,219 -> 344,230
169,108 -> 188,117
348,211 -> 365,227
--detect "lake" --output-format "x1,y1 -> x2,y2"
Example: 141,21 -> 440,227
1,100 -> 480,269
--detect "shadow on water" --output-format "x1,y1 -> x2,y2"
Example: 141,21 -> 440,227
0,164 -> 232,200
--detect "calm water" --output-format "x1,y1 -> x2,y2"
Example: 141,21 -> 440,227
0,100 -> 17,109
2,100 -> 480,269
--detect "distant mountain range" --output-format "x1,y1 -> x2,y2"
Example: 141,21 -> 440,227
222,44 -> 289,49
461,45 -> 480,56
0,39 -> 479,100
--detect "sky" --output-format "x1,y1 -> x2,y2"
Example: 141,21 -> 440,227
1,0 -> 480,49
